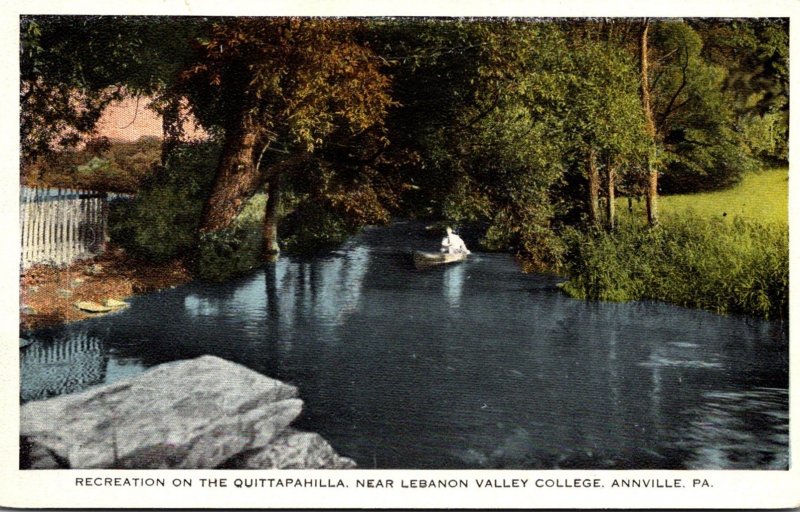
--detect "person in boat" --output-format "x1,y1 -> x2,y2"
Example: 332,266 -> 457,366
441,227 -> 471,255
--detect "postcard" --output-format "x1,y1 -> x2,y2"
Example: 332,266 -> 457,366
1,0 -> 798,509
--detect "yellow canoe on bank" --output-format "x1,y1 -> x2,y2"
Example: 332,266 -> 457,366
74,299 -> 129,313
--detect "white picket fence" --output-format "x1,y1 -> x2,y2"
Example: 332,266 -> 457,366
20,187 -> 110,269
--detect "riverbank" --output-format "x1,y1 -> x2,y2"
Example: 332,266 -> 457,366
21,246 -> 190,331
558,169 -> 788,321
559,214 -> 788,320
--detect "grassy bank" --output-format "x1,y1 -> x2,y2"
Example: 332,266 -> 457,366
563,169 -> 789,319
619,168 -> 788,225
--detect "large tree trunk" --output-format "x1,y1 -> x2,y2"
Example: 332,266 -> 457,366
586,149 -> 600,228
640,19 -> 659,227
200,110 -> 261,233
605,158 -> 617,231
262,175 -> 281,262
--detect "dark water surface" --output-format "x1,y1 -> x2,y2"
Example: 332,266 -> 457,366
21,221 -> 789,469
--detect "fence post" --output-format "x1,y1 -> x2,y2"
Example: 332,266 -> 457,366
53,188 -> 61,265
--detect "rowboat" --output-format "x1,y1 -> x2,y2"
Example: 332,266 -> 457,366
413,250 -> 467,269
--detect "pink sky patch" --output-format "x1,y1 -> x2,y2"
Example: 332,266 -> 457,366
95,96 -> 206,142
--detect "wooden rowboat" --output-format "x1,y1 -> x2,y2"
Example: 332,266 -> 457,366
413,250 -> 467,269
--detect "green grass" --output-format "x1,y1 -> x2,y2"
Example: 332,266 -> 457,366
564,168 -> 789,319
618,168 -> 788,225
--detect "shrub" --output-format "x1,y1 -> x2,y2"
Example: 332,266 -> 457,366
194,194 -> 265,281
562,213 -> 788,320
109,141 -> 221,263
111,141 -> 273,281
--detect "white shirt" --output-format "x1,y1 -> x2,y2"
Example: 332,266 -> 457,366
441,233 -> 470,254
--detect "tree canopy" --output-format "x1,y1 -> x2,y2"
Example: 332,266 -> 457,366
20,16 -> 789,271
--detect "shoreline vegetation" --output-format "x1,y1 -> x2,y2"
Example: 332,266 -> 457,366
21,169 -> 787,330
560,213 -> 788,320
560,168 -> 788,321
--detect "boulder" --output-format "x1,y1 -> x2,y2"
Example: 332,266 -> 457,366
20,436 -> 68,469
20,355 -> 355,469
232,429 -> 356,469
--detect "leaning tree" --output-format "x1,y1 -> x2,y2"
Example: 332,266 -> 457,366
181,17 -> 394,258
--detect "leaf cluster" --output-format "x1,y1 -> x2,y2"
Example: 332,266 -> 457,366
181,17 -> 394,154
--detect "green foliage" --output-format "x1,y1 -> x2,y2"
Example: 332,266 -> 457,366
559,33 -> 649,226
690,18 -> 788,166
562,214 -> 788,319
73,156 -> 131,191
279,199 -> 354,254
740,111 -> 788,163
582,167 -> 789,318
195,193 -> 285,281
198,181 -> 361,261
385,21 -> 574,268
109,141 -> 221,262
75,156 -> 111,175
564,38 -> 648,161
112,140 -> 268,281
648,21 -> 759,193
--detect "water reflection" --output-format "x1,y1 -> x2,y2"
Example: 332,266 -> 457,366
443,263 -> 465,308
20,221 -> 789,469
20,324 -> 108,402
184,295 -> 220,317
678,388 -> 789,469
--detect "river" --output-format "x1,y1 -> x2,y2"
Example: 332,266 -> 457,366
20,221 -> 789,469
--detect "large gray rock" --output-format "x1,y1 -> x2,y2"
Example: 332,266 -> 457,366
20,355 -> 355,469
235,429 -> 357,469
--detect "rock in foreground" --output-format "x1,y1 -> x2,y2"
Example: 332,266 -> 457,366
20,355 -> 355,469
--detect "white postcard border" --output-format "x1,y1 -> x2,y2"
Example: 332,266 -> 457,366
1,0 -> 798,509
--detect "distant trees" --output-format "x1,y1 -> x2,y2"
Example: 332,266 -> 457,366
691,19 -> 788,165
643,19 -> 780,194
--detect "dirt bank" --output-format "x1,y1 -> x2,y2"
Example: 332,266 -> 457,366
21,247 -> 190,331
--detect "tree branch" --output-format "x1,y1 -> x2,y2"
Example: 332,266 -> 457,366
658,45 -> 689,131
